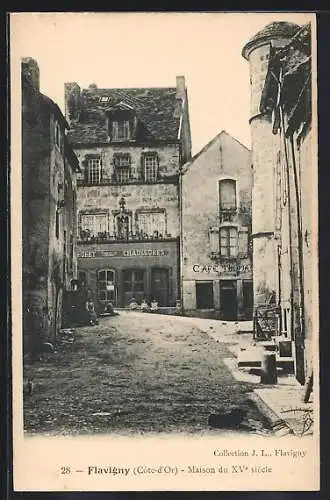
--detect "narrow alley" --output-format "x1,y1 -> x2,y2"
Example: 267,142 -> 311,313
23,312 -> 272,436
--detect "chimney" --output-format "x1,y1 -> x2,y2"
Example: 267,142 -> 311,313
176,75 -> 186,100
21,57 -> 40,92
64,82 -> 81,123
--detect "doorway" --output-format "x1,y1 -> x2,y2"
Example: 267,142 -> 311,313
151,268 -> 169,306
243,280 -> 253,320
122,269 -> 145,305
97,269 -> 117,306
220,280 -> 237,320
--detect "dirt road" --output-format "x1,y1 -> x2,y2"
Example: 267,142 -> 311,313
23,312 -> 271,435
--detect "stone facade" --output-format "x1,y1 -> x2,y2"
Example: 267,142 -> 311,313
181,131 -> 252,320
22,58 -> 80,355
243,22 -> 314,384
66,77 -> 191,308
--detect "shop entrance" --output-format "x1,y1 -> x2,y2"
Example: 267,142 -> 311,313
97,269 -> 117,306
122,269 -> 145,306
220,280 -> 237,320
151,268 -> 169,306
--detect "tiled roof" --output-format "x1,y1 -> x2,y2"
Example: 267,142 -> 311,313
242,21 -> 301,59
67,86 -> 182,145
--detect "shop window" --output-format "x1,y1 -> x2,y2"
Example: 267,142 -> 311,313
123,269 -> 145,295
80,212 -> 108,239
219,226 -> 238,258
136,211 -> 166,239
143,154 -> 158,182
219,179 -> 237,212
86,157 -> 101,184
97,269 -> 116,302
196,282 -> 214,309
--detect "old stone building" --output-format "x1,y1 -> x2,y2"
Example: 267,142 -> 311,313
22,58 -> 80,356
243,22 -> 314,384
181,131 -> 253,320
65,77 -> 191,308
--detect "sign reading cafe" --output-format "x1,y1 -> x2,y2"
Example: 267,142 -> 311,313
192,263 -> 251,274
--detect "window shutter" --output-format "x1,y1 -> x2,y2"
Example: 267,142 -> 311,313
238,230 -> 248,256
209,228 -> 219,253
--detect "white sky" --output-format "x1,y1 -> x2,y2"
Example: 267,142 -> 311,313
10,12 -> 311,154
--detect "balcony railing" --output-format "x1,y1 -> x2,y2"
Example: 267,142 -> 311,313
78,230 -> 178,244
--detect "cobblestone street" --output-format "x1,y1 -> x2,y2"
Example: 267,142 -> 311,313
24,312 -> 272,436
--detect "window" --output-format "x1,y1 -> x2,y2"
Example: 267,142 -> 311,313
55,121 -> 61,148
137,211 -> 166,238
114,153 -> 130,167
220,226 -> 238,258
196,282 -> 214,309
143,155 -> 158,182
116,167 -> 130,183
99,96 -> 110,103
80,213 -> 108,238
123,269 -> 145,294
55,209 -> 60,239
114,153 -> 131,183
219,179 -> 237,211
97,269 -> 116,302
112,120 -> 130,141
86,158 -> 101,184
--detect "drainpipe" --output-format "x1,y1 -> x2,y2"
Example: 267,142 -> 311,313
289,133 -> 306,351
178,145 -> 184,314
278,73 -> 295,344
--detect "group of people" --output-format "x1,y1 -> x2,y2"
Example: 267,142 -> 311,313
128,297 -> 159,312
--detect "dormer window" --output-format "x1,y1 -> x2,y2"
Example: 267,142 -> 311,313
112,120 -> 131,141
107,102 -> 136,143
99,95 -> 110,104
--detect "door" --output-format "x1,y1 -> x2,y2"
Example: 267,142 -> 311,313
151,268 -> 169,306
97,269 -> 117,306
220,280 -> 237,320
243,281 -> 253,320
122,269 -> 145,305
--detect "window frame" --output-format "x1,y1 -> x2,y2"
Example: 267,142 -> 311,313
112,119 -> 131,141
80,212 -> 109,239
136,209 -> 166,238
86,157 -> 102,185
219,225 -> 238,258
143,154 -> 158,183
218,178 -> 237,212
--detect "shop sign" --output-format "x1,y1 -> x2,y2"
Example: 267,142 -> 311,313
78,248 -> 169,258
192,263 -> 251,274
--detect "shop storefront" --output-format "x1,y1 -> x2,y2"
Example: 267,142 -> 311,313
182,260 -> 253,320
77,239 -> 179,308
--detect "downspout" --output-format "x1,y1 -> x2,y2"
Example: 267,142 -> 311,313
178,146 -> 184,314
289,133 -> 306,348
278,70 -> 295,343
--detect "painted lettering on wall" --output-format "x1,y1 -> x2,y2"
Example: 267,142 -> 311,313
192,263 -> 252,274
78,248 -> 169,258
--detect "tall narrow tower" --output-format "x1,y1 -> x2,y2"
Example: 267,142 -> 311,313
242,22 -> 300,309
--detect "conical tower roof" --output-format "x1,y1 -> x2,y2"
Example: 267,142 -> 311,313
242,21 -> 301,59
